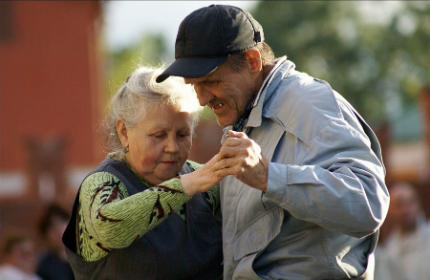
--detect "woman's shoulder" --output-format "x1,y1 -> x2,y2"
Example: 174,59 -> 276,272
83,171 -> 121,186
79,171 -> 129,205
81,171 -> 127,196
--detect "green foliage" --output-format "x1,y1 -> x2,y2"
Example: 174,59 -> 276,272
106,33 -> 167,96
251,1 -> 430,126
200,106 -> 217,121
104,32 -> 217,121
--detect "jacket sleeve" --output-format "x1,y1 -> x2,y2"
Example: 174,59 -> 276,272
264,118 -> 389,238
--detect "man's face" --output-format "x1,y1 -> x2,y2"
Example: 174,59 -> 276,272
184,62 -> 258,127
390,184 -> 421,232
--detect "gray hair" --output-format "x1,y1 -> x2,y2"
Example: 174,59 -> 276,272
225,42 -> 275,72
103,66 -> 202,159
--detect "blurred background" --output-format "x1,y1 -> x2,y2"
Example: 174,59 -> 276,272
0,0 -> 429,273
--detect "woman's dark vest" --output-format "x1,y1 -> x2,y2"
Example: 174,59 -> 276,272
62,158 -> 223,280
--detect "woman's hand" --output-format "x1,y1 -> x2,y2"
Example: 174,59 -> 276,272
180,154 -> 223,196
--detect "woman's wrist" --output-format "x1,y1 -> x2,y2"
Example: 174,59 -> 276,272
180,173 -> 197,197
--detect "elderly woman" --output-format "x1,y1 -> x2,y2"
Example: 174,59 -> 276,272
62,66 -> 223,279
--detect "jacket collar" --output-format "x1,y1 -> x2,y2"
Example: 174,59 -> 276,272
246,57 -> 294,129
221,57 -> 294,141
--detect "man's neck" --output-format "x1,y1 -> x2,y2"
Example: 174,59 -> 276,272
262,64 -> 276,81
233,63 -> 277,132
251,63 -> 275,101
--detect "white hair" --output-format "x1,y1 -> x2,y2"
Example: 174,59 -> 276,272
104,66 -> 202,158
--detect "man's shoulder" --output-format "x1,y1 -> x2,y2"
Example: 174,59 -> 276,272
278,70 -> 338,106
265,71 -> 343,136
268,66 -> 340,111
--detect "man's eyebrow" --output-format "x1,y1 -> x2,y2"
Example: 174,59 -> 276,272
201,77 -> 220,84
186,78 -> 207,85
185,75 -> 219,86
184,78 -> 204,85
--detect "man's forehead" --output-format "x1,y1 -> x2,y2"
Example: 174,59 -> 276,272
184,68 -> 220,84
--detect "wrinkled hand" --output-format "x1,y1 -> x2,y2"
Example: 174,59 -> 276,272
180,154 -> 223,196
214,130 -> 269,191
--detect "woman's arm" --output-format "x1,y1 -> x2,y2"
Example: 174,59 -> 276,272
78,172 -> 190,260
78,155 -> 222,261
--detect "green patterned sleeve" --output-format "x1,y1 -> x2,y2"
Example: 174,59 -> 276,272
79,172 -> 190,252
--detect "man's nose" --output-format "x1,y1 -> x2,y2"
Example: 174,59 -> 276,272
195,87 -> 214,107
183,78 -> 214,107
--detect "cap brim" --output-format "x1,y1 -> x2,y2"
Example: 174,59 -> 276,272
156,56 -> 229,83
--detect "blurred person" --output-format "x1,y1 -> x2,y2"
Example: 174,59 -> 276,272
156,4 -> 389,279
0,233 -> 41,280
62,66 -> 223,279
375,182 -> 430,280
36,203 -> 74,280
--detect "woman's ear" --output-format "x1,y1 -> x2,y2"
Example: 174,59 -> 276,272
116,119 -> 128,148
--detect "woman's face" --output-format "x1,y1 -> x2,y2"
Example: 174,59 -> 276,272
125,104 -> 193,185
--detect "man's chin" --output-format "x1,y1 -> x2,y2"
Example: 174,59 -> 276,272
215,115 -> 236,127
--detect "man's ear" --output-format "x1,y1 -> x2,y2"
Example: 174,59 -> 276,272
116,119 -> 128,148
244,49 -> 262,73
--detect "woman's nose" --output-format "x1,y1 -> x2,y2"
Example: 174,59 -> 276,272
165,137 -> 179,153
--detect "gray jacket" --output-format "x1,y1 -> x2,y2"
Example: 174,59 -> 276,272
220,58 -> 389,280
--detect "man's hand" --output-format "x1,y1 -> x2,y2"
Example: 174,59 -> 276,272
214,130 -> 269,191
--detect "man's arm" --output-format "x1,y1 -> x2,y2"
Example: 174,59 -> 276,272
215,124 -> 389,238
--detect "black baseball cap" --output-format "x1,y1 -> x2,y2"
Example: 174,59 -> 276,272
156,4 -> 264,83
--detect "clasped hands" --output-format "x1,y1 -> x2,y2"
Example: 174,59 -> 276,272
181,130 -> 269,196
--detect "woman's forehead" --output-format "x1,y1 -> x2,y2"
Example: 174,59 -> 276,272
137,104 -> 191,129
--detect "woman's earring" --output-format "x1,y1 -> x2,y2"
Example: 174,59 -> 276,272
123,147 -> 129,154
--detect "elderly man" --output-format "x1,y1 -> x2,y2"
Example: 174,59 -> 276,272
157,4 -> 389,279
375,182 -> 430,280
